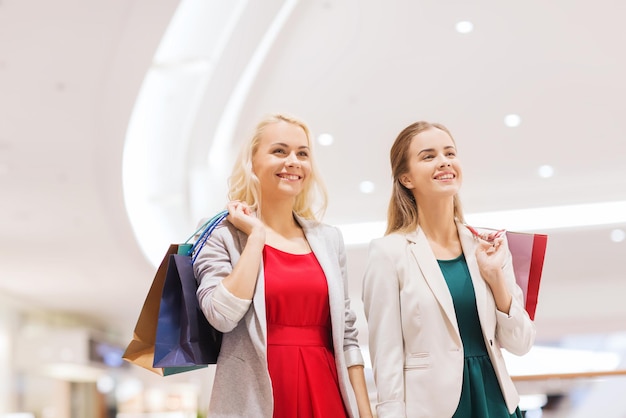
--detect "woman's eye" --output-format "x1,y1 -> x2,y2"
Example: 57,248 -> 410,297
273,149 -> 286,154
298,151 -> 309,158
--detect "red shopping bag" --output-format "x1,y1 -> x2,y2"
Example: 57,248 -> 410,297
505,231 -> 548,321
467,226 -> 548,320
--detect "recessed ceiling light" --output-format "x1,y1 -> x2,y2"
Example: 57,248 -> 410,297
537,164 -> 554,178
317,133 -> 334,146
455,21 -> 474,34
610,229 -> 625,243
359,180 -> 375,194
504,114 -> 521,127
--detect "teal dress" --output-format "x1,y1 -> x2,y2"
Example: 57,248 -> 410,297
437,254 -> 523,418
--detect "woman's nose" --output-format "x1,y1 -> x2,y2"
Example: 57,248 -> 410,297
285,152 -> 300,167
438,156 -> 451,167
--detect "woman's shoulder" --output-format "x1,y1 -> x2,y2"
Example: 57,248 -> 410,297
298,217 -> 336,234
193,216 -> 242,247
371,231 -> 409,246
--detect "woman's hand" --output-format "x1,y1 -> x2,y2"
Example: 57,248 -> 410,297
475,237 -> 512,313
475,236 -> 505,286
226,200 -> 265,238
219,201 -> 266,300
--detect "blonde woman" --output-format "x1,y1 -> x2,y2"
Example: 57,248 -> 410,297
362,121 -> 535,418
194,114 -> 372,418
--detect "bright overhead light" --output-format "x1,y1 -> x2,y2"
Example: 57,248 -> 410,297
42,362 -> 106,382
455,21 -> 474,34
504,114 -> 521,127
611,229 -> 625,243
317,133 -> 334,146
359,180 -> 375,194
338,221 -> 386,246
338,200 -> 626,246
537,164 -> 554,178
503,345 -> 621,377
464,200 -> 626,232
518,394 -> 548,411
97,375 -> 115,394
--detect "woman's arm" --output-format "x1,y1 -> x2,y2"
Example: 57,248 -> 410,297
195,202 -> 265,332
348,365 -> 373,418
332,227 -> 373,417
219,201 -> 265,299
476,237 -> 536,355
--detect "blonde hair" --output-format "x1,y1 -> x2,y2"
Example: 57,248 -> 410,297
386,121 -> 465,235
228,113 -> 328,220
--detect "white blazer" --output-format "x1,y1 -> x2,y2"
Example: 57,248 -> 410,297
362,222 -> 536,418
194,215 -> 364,418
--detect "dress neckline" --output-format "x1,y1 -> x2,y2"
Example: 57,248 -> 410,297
437,252 -> 465,263
264,244 -> 312,256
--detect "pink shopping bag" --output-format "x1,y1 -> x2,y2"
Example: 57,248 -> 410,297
505,231 -> 548,321
467,226 -> 548,320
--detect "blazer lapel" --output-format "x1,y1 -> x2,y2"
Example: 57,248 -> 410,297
298,216 -> 342,327
407,229 -> 460,335
299,218 -> 337,292
458,223 -> 488,326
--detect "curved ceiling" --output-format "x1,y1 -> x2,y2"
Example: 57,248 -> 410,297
1,0 -> 626,396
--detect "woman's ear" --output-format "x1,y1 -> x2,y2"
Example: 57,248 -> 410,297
400,174 -> 414,190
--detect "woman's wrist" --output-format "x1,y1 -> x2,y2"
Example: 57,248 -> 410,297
248,225 -> 266,239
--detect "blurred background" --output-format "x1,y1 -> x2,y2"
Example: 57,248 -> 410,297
1,0 -> 626,417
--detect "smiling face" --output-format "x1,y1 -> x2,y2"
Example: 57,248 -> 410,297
252,120 -> 312,202
400,127 -> 462,202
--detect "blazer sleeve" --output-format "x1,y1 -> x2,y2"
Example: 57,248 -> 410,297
362,237 -> 407,417
194,222 -> 252,333
333,226 -> 364,367
494,237 -> 536,356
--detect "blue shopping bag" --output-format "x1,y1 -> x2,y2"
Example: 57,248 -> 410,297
123,210 -> 228,376
153,210 -> 228,370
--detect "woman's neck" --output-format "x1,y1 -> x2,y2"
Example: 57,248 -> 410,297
259,198 -> 300,236
259,198 -> 311,254
417,198 -> 460,256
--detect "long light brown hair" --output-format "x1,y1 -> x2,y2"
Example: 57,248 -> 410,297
228,113 -> 328,220
386,121 -> 465,235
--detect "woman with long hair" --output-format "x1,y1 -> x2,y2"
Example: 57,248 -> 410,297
362,121 -> 535,418
194,113 -> 372,418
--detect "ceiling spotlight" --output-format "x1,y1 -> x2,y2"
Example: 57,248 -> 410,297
537,165 -> 554,178
504,114 -> 521,127
611,229 -> 625,243
317,133 -> 334,146
359,180 -> 375,194
455,21 -> 474,34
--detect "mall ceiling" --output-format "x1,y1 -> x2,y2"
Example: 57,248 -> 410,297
1,0 -> 625,353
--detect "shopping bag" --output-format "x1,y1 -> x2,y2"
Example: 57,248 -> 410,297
466,226 -> 548,321
152,252 -> 223,367
123,210 -> 228,375
122,243 -> 181,376
505,231 -> 548,321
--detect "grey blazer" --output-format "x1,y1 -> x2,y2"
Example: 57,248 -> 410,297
362,222 -> 536,418
194,215 -> 364,418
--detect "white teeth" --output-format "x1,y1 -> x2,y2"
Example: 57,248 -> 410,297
278,174 -> 300,180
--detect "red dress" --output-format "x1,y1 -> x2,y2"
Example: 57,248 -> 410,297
263,245 -> 349,418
